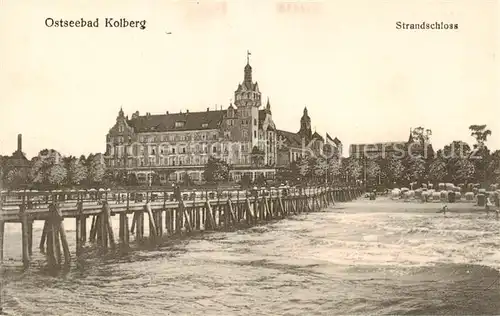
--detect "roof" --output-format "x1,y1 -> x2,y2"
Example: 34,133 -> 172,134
326,134 -> 342,146
277,129 -> 303,148
2,151 -> 30,168
312,132 -> 324,141
236,82 -> 259,92
258,110 -> 266,123
258,110 -> 275,131
127,110 -> 225,133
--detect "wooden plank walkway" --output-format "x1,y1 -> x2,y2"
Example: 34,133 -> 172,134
0,186 -> 361,270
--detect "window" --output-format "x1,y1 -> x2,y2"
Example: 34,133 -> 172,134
254,119 -> 257,126
118,125 -> 124,133
202,123 -> 208,128
182,147 -> 186,154
213,134 -> 217,140
175,121 -> 185,128
254,131 -> 257,138
213,146 -> 217,153
172,148 -> 176,154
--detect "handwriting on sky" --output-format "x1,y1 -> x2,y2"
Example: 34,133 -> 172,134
181,1 -> 227,22
276,2 -> 323,14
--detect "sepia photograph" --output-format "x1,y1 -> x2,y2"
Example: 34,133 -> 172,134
0,0 -> 498,315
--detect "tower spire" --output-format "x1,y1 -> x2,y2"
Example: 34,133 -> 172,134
244,51 -> 253,86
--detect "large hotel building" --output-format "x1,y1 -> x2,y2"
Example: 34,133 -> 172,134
104,55 -> 342,184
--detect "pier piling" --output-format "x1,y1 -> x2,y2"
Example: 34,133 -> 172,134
0,186 -> 359,270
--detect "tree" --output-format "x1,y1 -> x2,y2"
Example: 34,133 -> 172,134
469,124 -> 492,185
30,149 -> 65,187
342,157 -> 361,183
64,156 -> 87,186
327,157 -> 341,183
365,159 -> 381,184
203,156 -> 230,183
411,126 -> 432,144
428,157 -> 447,184
313,157 -> 328,183
469,124 -> 492,149
403,156 -> 426,185
48,164 -> 67,186
487,150 -> 500,183
452,158 -> 475,184
4,168 -> 29,189
297,157 -> 310,181
385,155 -> 405,186
439,141 -> 472,183
86,153 -> 106,186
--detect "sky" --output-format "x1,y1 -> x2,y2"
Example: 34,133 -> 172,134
0,0 -> 498,159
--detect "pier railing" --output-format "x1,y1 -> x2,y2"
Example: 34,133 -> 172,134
0,186 -> 361,270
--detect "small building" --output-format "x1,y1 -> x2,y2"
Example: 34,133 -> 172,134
1,134 -> 31,188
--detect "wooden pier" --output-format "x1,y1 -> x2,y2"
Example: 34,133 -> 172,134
0,186 -> 361,269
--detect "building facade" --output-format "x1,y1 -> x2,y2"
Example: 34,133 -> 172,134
277,107 -> 343,166
0,134 -> 31,188
105,55 -> 342,184
105,56 -> 277,184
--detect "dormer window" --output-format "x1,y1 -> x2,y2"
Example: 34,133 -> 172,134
175,121 -> 185,128
118,125 -> 124,133
202,123 -> 208,128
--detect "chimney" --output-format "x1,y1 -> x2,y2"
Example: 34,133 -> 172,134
207,107 -> 209,112
166,111 -> 169,114
186,110 -> 189,113
17,134 -> 22,152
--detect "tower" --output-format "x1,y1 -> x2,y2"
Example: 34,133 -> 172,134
234,51 -> 262,149
17,134 -> 22,152
118,106 -> 124,119
298,107 -> 312,142
265,97 -> 271,114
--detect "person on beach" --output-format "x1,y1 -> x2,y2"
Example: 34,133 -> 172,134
485,194 -> 499,219
437,204 -> 448,215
